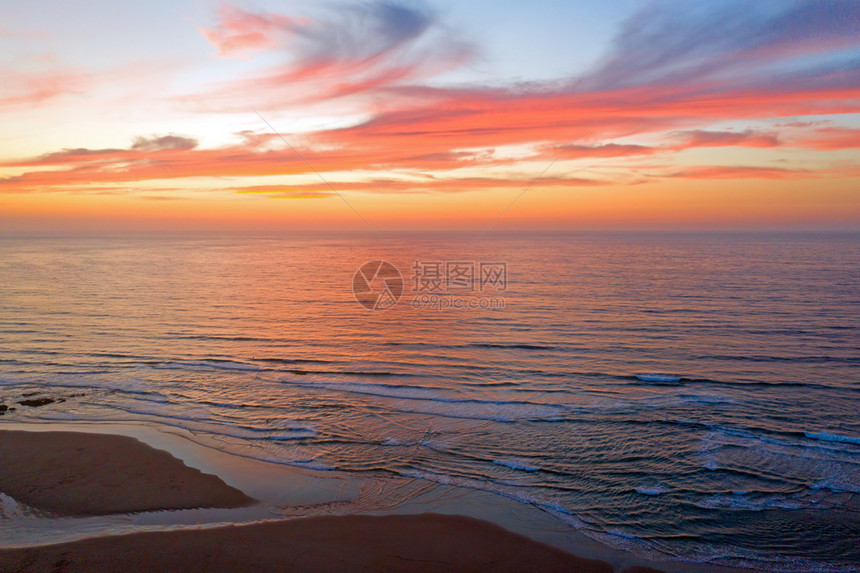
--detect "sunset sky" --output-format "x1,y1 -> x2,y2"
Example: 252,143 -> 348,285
2,0 -> 859,234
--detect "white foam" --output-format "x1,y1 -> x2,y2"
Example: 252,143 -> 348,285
636,373 -> 682,382
805,432 -> 860,446
635,485 -> 669,496
493,459 -> 539,472
692,493 -> 807,511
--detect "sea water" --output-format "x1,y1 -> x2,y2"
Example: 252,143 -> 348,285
1,232 -> 858,570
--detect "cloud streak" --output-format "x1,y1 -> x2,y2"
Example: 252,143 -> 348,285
671,130 -> 780,149
0,70 -> 88,108
579,0 -> 860,91
198,1 -> 474,106
200,6 -> 297,56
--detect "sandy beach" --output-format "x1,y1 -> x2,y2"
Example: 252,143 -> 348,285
0,429 -> 631,572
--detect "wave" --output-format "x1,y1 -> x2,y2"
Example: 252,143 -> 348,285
283,379 -> 448,395
701,426 -> 854,455
805,432 -> 860,446
55,369 -> 117,377
284,369 -> 399,377
98,402 -> 319,443
152,359 -> 263,372
85,352 -> 154,360
148,357 -> 407,378
255,357 -> 336,365
382,341 -> 557,351
0,375 -> 168,402
245,432 -> 317,442
700,354 -> 860,364
635,373 -> 683,383
626,373 -> 727,386
467,343 -> 558,351
279,379 -> 567,422
170,335 -> 268,342
493,459 -> 540,472
241,420 -> 317,434
627,374 -> 852,393
105,405 -> 212,424
462,381 -> 520,388
635,485 -> 670,496
699,424 -> 860,460
689,490 -> 846,512
116,390 -> 171,404
811,480 -> 860,494
379,402 -> 566,423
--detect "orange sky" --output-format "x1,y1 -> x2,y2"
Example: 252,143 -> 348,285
2,0 -> 859,234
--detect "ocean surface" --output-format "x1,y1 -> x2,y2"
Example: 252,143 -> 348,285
1,233 -> 858,570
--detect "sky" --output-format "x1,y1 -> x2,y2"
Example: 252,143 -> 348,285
2,0 -> 859,234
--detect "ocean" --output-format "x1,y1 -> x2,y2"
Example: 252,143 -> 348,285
1,232 -> 858,570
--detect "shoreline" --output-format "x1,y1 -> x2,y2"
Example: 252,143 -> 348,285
0,424 -> 751,572
0,427 -> 617,572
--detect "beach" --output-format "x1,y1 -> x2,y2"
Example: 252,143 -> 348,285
0,428 -> 630,572
2,0 -> 860,567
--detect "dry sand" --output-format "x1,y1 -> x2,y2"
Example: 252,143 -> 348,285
0,429 -> 650,572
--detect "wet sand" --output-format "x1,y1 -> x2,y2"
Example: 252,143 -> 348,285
0,430 -> 254,515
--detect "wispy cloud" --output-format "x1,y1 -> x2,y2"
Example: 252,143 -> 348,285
579,0 -> 860,91
197,1 -> 474,107
200,6 -> 297,56
671,130 -> 780,149
188,0 -> 860,153
229,175 -> 608,197
793,127 -> 860,150
0,69 -> 88,108
669,165 -> 814,180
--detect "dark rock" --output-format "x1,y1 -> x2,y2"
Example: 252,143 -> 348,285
18,398 -> 55,407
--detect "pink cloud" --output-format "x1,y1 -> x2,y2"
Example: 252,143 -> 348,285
671,129 -> 781,149
668,165 -> 814,180
0,70 -> 87,108
793,127 -> 860,150
200,6 -> 299,57
192,1 -> 474,109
